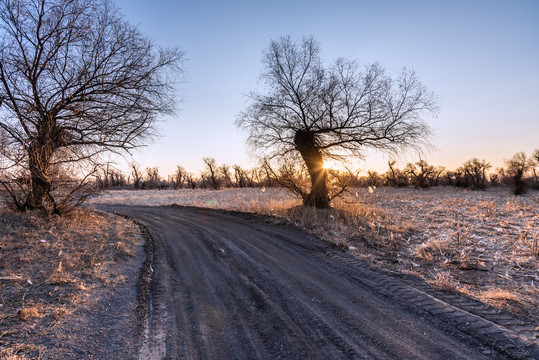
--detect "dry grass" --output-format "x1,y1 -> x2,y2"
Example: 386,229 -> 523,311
90,188 -> 300,214
331,187 -> 538,322
430,271 -> 459,292
352,188 -> 538,321
479,288 -> 519,301
92,186 -> 539,323
0,207 -> 140,359
0,346 -> 40,360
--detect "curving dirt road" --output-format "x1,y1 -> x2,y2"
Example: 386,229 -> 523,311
109,205 -> 538,360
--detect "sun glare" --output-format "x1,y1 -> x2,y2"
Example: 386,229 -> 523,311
322,158 -> 363,172
323,160 -> 343,171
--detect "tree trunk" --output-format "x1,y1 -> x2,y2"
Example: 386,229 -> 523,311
294,130 -> 330,209
27,171 -> 52,209
24,135 -> 54,210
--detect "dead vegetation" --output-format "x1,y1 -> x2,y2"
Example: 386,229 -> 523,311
332,187 -> 539,323
0,208 -> 140,359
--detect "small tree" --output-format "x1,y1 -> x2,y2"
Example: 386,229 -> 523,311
202,157 -> 220,190
0,0 -> 183,213
186,173 -> 197,189
233,165 -> 250,188
171,165 -> 187,189
532,149 -> 539,189
219,164 -> 233,188
251,167 -> 266,187
385,160 -> 409,187
96,163 -> 126,189
504,152 -> 534,195
405,159 -> 434,188
366,171 -> 381,187
262,157 -> 310,197
237,36 -> 437,208
432,166 -> 446,186
131,164 -> 143,190
142,167 -> 163,189
457,158 -> 491,190
443,171 -> 456,186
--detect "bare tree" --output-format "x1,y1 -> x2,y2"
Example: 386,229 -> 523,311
171,165 -> 187,189
250,167 -> 265,187
385,160 -> 409,187
457,158 -> 491,190
130,163 -> 143,190
237,36 -> 437,208
432,166 -> 446,186
233,165 -> 248,188
202,157 -> 220,190
143,167 -> 161,189
219,164 -> 233,188
95,163 -> 126,189
504,152 -> 534,195
405,159 -> 434,188
186,172 -> 197,189
0,0 -> 183,213
532,149 -> 539,189
262,157 -> 310,198
365,171 -> 381,187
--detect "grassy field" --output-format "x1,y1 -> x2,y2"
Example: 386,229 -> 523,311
91,186 -> 539,322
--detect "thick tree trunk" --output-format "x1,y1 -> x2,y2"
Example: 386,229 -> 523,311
23,134 -> 55,211
27,172 -> 52,209
294,130 -> 330,209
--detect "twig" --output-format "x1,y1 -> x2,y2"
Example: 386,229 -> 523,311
0,275 -> 23,280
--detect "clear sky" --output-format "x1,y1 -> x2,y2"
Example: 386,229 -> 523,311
114,0 -> 539,177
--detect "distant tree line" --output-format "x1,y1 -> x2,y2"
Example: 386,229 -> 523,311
95,157 -> 276,191
94,150 -> 539,197
357,150 -> 539,195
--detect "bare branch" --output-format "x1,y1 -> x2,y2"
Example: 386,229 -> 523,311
0,0 -> 183,212
237,36 -> 437,208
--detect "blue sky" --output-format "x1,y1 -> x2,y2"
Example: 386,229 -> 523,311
115,0 -> 539,176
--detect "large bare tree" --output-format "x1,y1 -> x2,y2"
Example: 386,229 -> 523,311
237,36 -> 437,208
0,0 -> 183,213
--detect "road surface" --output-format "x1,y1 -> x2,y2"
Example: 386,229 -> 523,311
109,205 -> 538,360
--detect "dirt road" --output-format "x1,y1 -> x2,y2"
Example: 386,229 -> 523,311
110,205 -> 538,360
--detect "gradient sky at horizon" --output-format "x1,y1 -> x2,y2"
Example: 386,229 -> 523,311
114,0 -> 539,177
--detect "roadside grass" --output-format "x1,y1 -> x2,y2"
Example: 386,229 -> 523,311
0,208 -> 140,359
91,186 -> 539,323
336,187 -> 538,323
